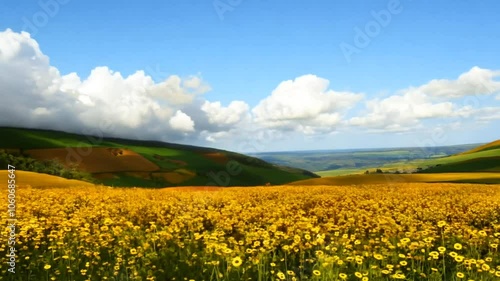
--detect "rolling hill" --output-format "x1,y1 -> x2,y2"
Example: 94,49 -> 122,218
0,170 -> 94,188
457,139 -> 500,155
297,139 -> 500,185
406,140 -> 500,173
0,127 -> 319,187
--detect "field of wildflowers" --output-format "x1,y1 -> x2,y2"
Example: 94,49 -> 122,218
1,183 -> 500,281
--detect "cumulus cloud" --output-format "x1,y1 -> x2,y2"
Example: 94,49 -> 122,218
0,29 -> 207,141
349,67 -> 500,132
411,66 -> 500,98
349,91 -> 455,132
252,75 -> 363,134
201,100 -> 249,126
169,110 -> 195,132
1,28 -> 499,150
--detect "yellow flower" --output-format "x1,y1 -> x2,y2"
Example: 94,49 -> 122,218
44,264 -> 51,270
355,272 -> 363,278
277,272 -> 285,280
313,270 -> 321,276
232,256 -> 242,267
456,272 -> 465,278
437,221 -> 447,228
339,273 -> 348,279
454,243 -> 463,250
130,248 -> 137,255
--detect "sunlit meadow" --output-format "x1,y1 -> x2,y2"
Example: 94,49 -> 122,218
1,183 -> 500,281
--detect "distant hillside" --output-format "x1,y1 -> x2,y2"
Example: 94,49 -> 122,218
0,127 -> 318,187
415,140 -> 500,174
253,143 -> 480,174
457,139 -> 500,155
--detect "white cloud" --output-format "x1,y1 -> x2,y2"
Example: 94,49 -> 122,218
201,100 -> 249,126
1,28 -> 499,150
169,110 -> 195,132
182,76 -> 212,94
0,28 -> 210,141
349,91 -> 456,132
410,66 -> 500,98
472,107 -> 500,122
252,74 -> 363,134
349,67 -> 500,132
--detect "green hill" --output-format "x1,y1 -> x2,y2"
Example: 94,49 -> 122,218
456,139 -> 500,155
410,140 -> 500,173
314,140 -> 500,183
0,127 -> 318,187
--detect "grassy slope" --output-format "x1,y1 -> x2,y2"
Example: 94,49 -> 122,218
316,168 -> 365,177
0,170 -> 94,188
0,127 -> 317,187
457,139 -> 500,155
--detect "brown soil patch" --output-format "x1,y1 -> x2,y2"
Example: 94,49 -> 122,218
152,169 -> 196,184
203,152 -> 229,164
25,147 -> 160,173
125,172 -> 152,180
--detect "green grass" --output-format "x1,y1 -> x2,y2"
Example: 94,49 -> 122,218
316,168 -> 365,177
422,157 -> 500,173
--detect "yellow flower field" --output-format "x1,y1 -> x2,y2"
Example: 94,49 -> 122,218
1,183 -> 500,281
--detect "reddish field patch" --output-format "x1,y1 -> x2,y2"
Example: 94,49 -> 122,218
203,152 -> 228,164
25,147 -> 160,173
152,169 -> 196,184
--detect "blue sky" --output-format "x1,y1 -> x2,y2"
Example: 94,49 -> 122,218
1,0 -> 500,152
